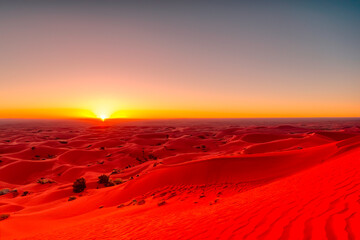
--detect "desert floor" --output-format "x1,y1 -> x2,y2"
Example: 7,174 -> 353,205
0,118 -> 360,239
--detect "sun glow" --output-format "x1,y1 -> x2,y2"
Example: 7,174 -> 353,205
99,114 -> 108,121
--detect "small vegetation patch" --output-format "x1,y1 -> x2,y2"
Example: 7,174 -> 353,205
0,214 -> 9,221
97,174 -> 115,187
209,199 -> 219,205
68,196 -> 76,201
148,154 -> 157,160
158,200 -> 166,206
37,178 -> 55,184
21,191 -> 29,197
137,199 -> 146,205
111,169 -> 120,175
98,174 -> 110,184
113,178 -> 124,185
0,189 -> 10,196
11,189 -> 18,197
0,188 -> 19,196
73,178 -> 86,193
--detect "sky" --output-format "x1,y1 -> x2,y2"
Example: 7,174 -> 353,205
0,1 -> 359,119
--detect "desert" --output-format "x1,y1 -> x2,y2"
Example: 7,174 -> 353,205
0,118 -> 359,239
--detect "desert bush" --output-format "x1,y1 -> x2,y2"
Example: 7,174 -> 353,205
113,178 -> 124,185
21,191 -> 29,197
111,169 -> 120,175
0,188 -> 19,197
0,189 -> 10,196
158,200 -> 166,206
37,178 -> 55,184
137,199 -> 146,205
98,174 -> 115,187
73,178 -> 86,193
11,189 -> 19,197
98,174 -> 110,185
106,181 -> 115,187
148,154 -> 157,160
0,214 -> 9,221
68,196 -> 76,201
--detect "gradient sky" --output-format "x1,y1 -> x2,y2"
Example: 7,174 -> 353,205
1,1 -> 359,118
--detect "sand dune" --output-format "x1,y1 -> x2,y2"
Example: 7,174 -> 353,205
0,119 -> 359,239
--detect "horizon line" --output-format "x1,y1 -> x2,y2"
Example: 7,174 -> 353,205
0,117 -> 359,121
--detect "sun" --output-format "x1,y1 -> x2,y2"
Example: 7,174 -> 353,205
99,114 -> 108,121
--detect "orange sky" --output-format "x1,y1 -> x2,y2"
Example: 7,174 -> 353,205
0,2 -> 359,119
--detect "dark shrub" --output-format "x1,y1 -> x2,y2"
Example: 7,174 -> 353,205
37,178 -> 55,184
148,154 -> 157,160
98,174 -> 109,185
68,196 -> 76,201
11,189 -> 18,197
98,174 -> 115,187
73,178 -> 86,193
0,189 -> 10,196
0,214 -> 9,221
21,191 -> 29,197
1,188 -> 19,197
113,178 -> 123,185
137,199 -> 146,205
111,169 -> 120,175
158,200 -> 166,206
106,181 -> 115,187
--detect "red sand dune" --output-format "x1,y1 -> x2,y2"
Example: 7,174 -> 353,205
0,118 -> 360,239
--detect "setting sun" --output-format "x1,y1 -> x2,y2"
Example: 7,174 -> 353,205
98,114 -> 108,121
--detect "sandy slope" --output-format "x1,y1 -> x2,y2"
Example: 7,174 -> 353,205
0,119 -> 359,239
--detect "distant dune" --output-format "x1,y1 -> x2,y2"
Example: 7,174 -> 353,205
0,119 -> 359,239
